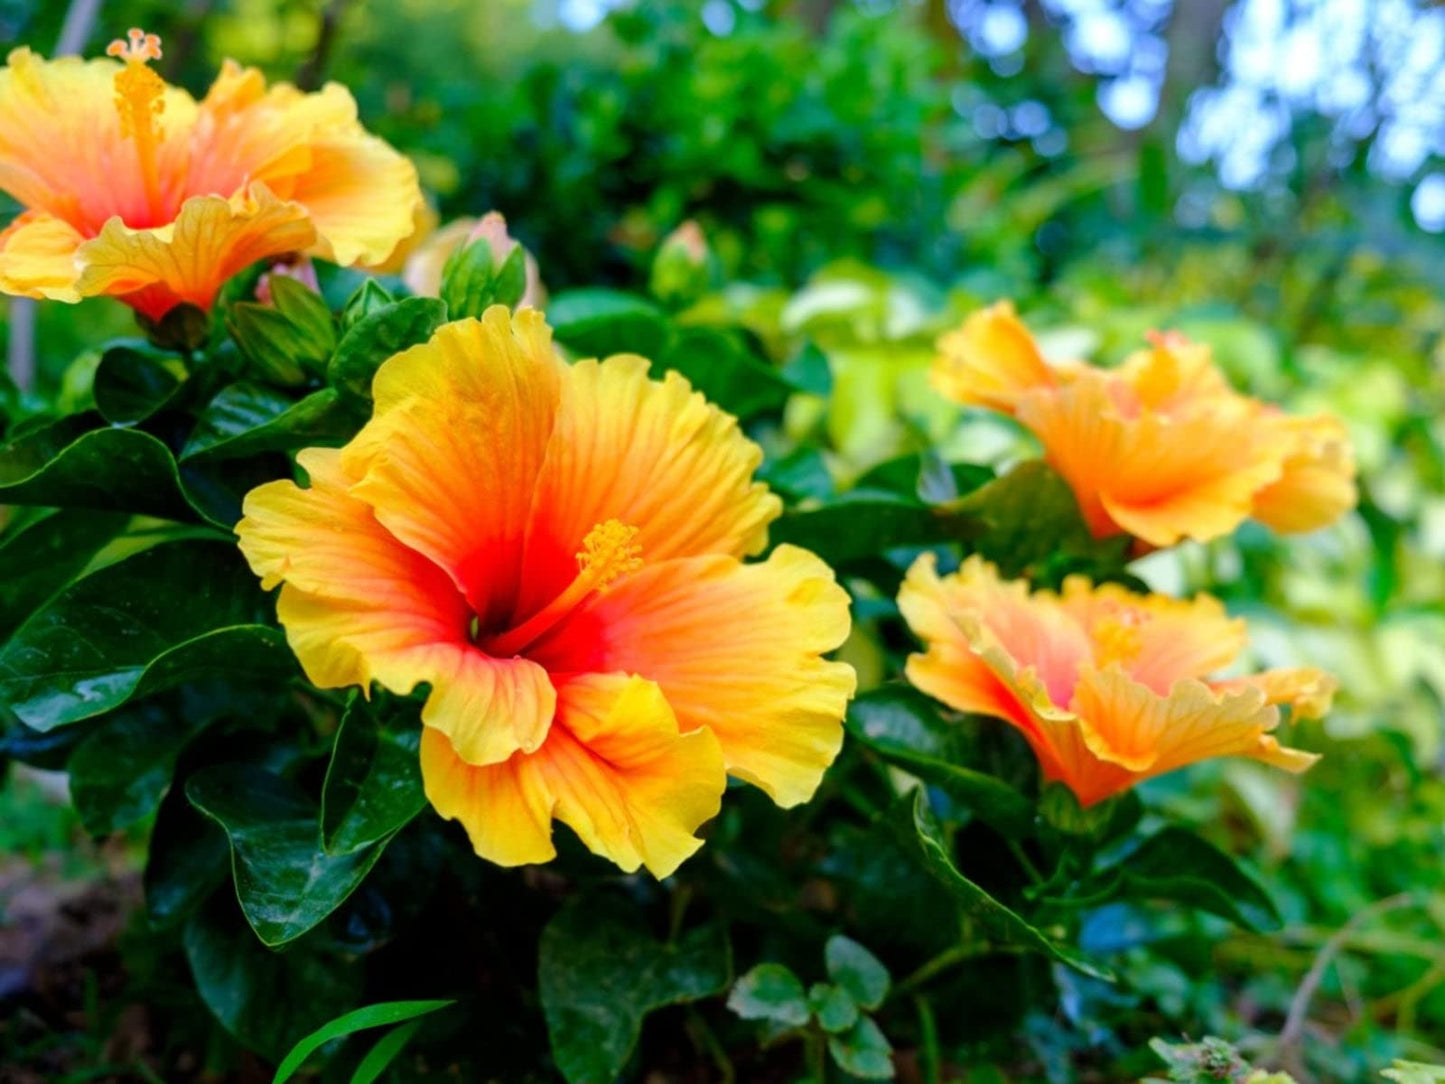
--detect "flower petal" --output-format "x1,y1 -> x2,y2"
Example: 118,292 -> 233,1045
238,447 -> 554,765
341,309 -> 565,628
420,673 -> 726,877
516,354 -> 781,617
0,211 -> 83,300
73,183 -> 316,319
0,48 -> 196,234
1212,666 -> 1336,720
1250,414 -> 1357,533
534,546 -> 855,807
932,301 -> 1057,414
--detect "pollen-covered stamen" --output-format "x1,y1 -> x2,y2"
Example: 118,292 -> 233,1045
482,520 -> 642,657
1092,611 -> 1146,670
107,29 -> 166,221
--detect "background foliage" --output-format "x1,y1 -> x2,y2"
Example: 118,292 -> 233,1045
1,1 -> 1443,1081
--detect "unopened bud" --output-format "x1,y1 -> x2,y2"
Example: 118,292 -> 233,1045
256,257 -> 320,307
649,220 -> 711,308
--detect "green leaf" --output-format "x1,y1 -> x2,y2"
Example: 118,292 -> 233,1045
349,1018 -> 426,1084
0,508 -> 130,641
320,696 -> 427,855
947,461 -> 1110,579
184,896 -> 362,1060
145,784 -> 229,927
1382,1061 -> 1445,1084
781,339 -> 833,396
807,982 -> 859,1033
658,328 -> 792,419
904,790 -> 1112,980
92,343 -> 188,425
271,999 -> 453,1084
769,491 -> 953,564
187,764 -> 390,946
539,893 -> 731,1084
181,384 -> 357,462
1038,783 -> 1141,845
727,963 -> 810,1027
0,541 -> 290,730
824,935 -> 889,1011
328,298 -> 448,402
1106,827 -> 1281,931
68,701 -> 189,835
0,414 -> 216,524
856,453 -> 993,506
826,1016 -> 894,1079
758,446 -> 834,502
547,289 -> 670,359
846,687 -> 1035,839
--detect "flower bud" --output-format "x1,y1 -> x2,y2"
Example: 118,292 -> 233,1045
649,220 -> 711,308
255,257 -> 320,307
408,211 -> 544,317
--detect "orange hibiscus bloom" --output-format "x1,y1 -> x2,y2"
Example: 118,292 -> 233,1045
933,303 -> 1356,547
237,307 -> 855,876
898,554 -> 1329,807
0,29 -> 420,320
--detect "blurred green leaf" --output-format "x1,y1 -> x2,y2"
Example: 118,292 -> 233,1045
187,764 -> 389,947
320,696 -> 427,856
68,701 -> 189,835
548,289 -> 670,359
824,935 -> 889,1011
540,893 -> 731,1084
808,982 -> 859,1033
0,541 -> 290,730
1105,827 -> 1282,932
728,963 -> 810,1027
770,490 -> 952,563
660,327 -> 792,419
826,1015 -> 894,1079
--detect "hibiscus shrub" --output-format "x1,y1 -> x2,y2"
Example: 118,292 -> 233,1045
0,27 -> 1372,1084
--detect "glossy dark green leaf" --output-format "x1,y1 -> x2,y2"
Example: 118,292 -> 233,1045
0,508 -> 130,641
0,540 -> 290,730
271,999 -> 453,1084
320,697 -> 427,855
769,490 -> 953,564
659,328 -> 792,419
328,298 -> 448,402
846,688 -> 1034,838
904,791 -> 1112,980
808,982 -> 859,1033
68,700 -> 188,835
181,384 -> 357,462
539,893 -> 731,1084
825,935 -> 890,1011
92,343 -> 188,425
547,289 -> 670,359
826,1016 -> 894,1079
187,764 -> 389,946
1107,827 -> 1281,931
727,963 -> 810,1027
0,413 -> 211,523
184,895 -> 362,1060
178,452 -> 292,529
145,783 -> 229,926
855,453 -> 993,505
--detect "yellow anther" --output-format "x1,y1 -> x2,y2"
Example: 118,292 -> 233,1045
576,519 -> 643,591
107,29 -> 166,221
483,520 -> 644,657
1093,612 -> 1145,669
